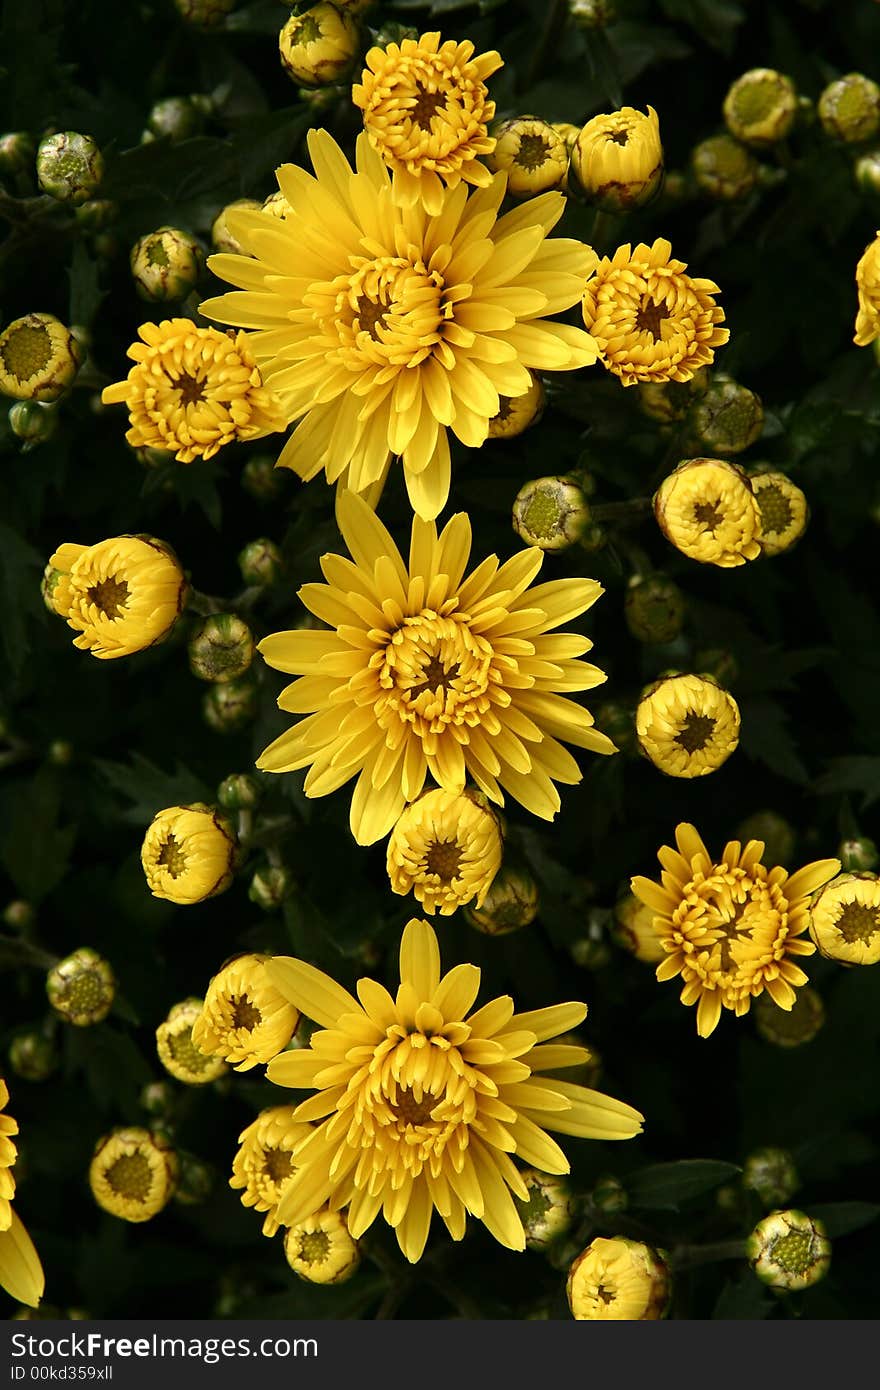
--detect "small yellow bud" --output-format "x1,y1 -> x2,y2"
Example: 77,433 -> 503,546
156,998 -> 228,1085
0,314 -> 82,403
809,872 -> 880,966
516,1170 -> 575,1251
130,227 -> 205,301
612,891 -> 665,963
571,106 -> 663,211
211,199 -> 262,255
692,133 -> 760,201
141,805 -> 238,905
567,1237 -> 671,1320
46,948 -> 115,1027
193,953 -> 300,1072
748,469 -> 809,556
636,673 -> 740,778
279,4 -> 361,89
464,862 -> 539,935
747,1210 -> 831,1292
512,476 -> 590,551
284,1208 -> 361,1284
818,73 -> 880,144
487,117 -> 569,199
654,457 -> 762,567
487,371 -> 545,439
723,69 -> 798,147
89,1128 -> 179,1223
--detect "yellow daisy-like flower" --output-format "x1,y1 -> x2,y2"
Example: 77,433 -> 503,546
631,823 -> 841,1037
581,238 -> 729,387
89,1127 -> 179,1223
264,917 -> 644,1262
635,673 -> 741,778
567,1236 -> 671,1320
283,1208 -> 361,1284
101,319 -> 286,463
854,232 -> 880,346
155,998 -> 229,1085
257,492 -> 615,846
0,1079 -> 45,1309
141,804 -> 237,905
386,788 -> 503,916
47,535 -> 186,659
809,873 -> 880,966
571,106 -> 663,212
352,31 -> 502,214
200,129 -> 598,521
0,312 -> 82,402
192,954 -> 300,1072
230,1106 -> 313,1236
653,458 -> 762,568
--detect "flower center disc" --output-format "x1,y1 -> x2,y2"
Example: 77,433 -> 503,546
87,575 -> 130,619
375,610 -> 495,738
105,1152 -> 153,1201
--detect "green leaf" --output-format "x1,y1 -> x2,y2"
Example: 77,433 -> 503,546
67,240 -> 104,330
713,1272 -> 774,1320
815,757 -> 880,810
806,1202 -> 880,1238
94,753 -> 211,826
0,522 -> 46,675
0,768 -> 76,902
626,1160 -> 742,1211
738,696 -> 809,785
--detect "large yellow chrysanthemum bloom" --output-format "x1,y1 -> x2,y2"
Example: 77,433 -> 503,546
264,918 -> 644,1262
581,238 -> 729,386
854,232 -> 880,346
352,31 -> 502,214
46,535 -> 186,659
101,319 -> 286,463
631,823 -> 840,1037
230,1106 -> 313,1236
200,129 -> 598,521
386,788 -> 503,916
257,492 -> 615,845
0,1079 -> 45,1308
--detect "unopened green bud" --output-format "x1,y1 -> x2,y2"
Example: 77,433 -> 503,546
590,1174 -> 628,1216
217,772 -> 262,812
147,97 -> 206,143
202,673 -> 258,733
188,614 -> 254,683
8,1032 -> 57,1083
464,863 -> 539,935
173,1153 -> 214,1205
743,1148 -> 800,1208
747,1210 -> 830,1292
593,700 -> 636,755
8,400 -> 58,447
754,986 -> 824,1048
736,810 -> 795,867
692,133 -> 760,202
624,573 -> 685,644
140,1080 -> 176,1118
279,4 -> 361,89
173,0 -> 236,25
3,901 -> 35,931
488,371 -> 545,439
838,836 -> 879,873
0,132 -> 35,177
241,453 -> 286,501
0,313 -> 82,403
689,377 -> 763,455
516,1170 -> 575,1251
211,199 -> 261,255
568,0 -> 616,29
723,69 -> 798,147
47,947 -> 116,1027
74,199 -> 118,233
47,739 -> 73,767
512,476 -> 590,551
130,227 -> 205,302
855,149 -> 880,195
36,132 -> 104,204
638,367 -> 709,424
238,537 -> 284,587
248,864 -> 294,912
819,73 -> 880,144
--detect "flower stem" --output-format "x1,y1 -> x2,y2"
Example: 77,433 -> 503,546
591,497 -> 652,524
671,1238 -> 747,1271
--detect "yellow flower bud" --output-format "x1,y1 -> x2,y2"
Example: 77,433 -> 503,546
692,133 -> 760,201
487,117 -> 569,199
636,673 -> 740,778
47,535 -> 186,659
567,1236 -> 671,1320
464,862 -> 539,934
260,191 -> 293,220
723,69 -> 798,147
211,198 -> 262,254
571,106 -> 663,211
279,3 -> 360,89
46,948 -> 115,1027
156,998 -> 228,1085
230,1106 -> 312,1236
36,132 -> 103,204
130,227 -> 205,302
653,457 -> 762,567
192,953 -> 300,1071
747,1210 -> 831,1292
748,469 -> 809,555
188,613 -> 255,683
512,476 -> 590,551
809,872 -> 880,966
283,1208 -> 361,1283
754,986 -> 825,1047
487,370 -> 545,439
516,1170 -> 574,1252
689,376 -> 764,455
0,314 -> 82,403
386,789 -> 503,917
89,1127 -> 179,1223
854,231 -> 880,346
141,805 -> 238,905
612,891 -> 665,963
551,121 -> 580,153
624,573 -> 685,644
818,73 -> 880,144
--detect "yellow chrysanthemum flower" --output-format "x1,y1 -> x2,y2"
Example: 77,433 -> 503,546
749,469 -> 809,556
155,998 -> 229,1084
0,312 -> 82,402
141,805 -> 238,905
635,674 -> 740,778
264,917 -> 644,1262
257,492 -> 615,845
567,1236 -> 671,1320
581,238 -> 729,387
283,1208 -> 361,1284
89,1127 -> 179,1223
386,788 -> 503,916
101,319 -> 286,463
230,1106 -> 313,1236
192,954 -> 300,1072
352,31 -> 502,214
0,1081 -> 44,1309
854,232 -> 880,346
570,106 -> 663,211
47,535 -> 186,659
631,823 -> 840,1037
200,129 -> 598,521
809,872 -> 880,966
653,458 -> 762,567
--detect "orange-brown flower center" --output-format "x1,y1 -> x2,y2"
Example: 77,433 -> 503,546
87,576 -> 130,618
635,298 -> 671,341
231,995 -> 262,1031
674,713 -> 716,753
424,839 -> 463,882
